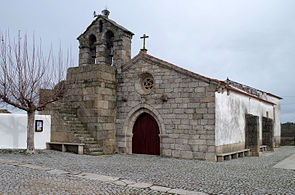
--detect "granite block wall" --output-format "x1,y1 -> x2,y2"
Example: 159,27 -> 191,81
116,55 -> 218,161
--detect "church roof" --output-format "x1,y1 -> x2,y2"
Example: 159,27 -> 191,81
77,15 -> 134,40
226,79 -> 282,100
124,51 -> 225,85
125,51 -> 280,105
225,86 -> 275,105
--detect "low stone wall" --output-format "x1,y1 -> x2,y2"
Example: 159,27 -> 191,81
280,137 -> 293,145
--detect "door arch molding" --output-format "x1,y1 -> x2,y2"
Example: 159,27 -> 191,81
122,104 -> 166,154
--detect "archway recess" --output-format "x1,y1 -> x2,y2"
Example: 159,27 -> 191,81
122,104 -> 166,154
132,113 -> 160,155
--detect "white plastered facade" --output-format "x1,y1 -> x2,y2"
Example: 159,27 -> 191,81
0,114 -> 51,149
215,90 -> 276,147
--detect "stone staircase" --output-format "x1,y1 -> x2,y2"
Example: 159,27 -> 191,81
51,102 -> 103,156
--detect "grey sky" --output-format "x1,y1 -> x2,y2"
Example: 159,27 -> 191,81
1,0 -> 295,122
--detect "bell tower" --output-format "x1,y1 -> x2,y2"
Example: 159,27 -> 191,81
77,9 -> 134,72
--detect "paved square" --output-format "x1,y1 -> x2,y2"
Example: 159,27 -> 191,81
0,146 -> 294,194
273,153 -> 295,170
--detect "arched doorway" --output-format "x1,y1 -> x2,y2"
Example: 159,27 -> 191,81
132,113 -> 160,155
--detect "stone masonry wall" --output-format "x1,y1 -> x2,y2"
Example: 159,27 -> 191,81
116,55 -> 218,161
65,64 -> 116,154
41,64 -> 116,154
245,114 -> 260,156
78,16 -> 132,73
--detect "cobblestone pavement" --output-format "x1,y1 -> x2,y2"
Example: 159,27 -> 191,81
0,163 -> 162,194
0,146 -> 294,194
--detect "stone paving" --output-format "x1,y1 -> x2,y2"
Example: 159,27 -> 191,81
0,163 -> 162,194
0,146 -> 295,194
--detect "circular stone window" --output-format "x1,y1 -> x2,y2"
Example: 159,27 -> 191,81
135,72 -> 155,95
142,77 -> 154,92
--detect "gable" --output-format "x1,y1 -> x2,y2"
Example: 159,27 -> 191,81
122,51 -> 223,86
77,15 -> 134,41
122,52 -> 280,105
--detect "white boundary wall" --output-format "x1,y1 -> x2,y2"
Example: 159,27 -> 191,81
0,114 -> 51,149
215,91 -> 275,146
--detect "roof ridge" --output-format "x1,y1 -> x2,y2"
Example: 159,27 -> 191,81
226,78 -> 282,100
141,52 -> 225,84
77,15 -> 134,40
225,86 -> 275,105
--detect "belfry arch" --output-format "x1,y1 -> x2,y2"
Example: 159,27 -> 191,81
105,30 -> 114,65
77,9 -> 133,71
88,34 -> 97,64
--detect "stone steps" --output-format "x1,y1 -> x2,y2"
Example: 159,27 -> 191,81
62,116 -> 79,121
84,140 -> 99,144
71,124 -> 84,127
85,144 -> 101,149
73,130 -> 91,134
52,101 -> 103,156
65,121 -> 83,125
87,147 -> 103,152
74,133 -> 92,138
85,145 -> 103,155
71,126 -> 86,130
77,137 -> 95,141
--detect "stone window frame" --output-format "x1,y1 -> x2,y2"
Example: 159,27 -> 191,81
140,73 -> 155,93
142,76 -> 154,92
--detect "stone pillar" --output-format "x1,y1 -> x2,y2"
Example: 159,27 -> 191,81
79,46 -> 91,66
78,37 -> 92,66
96,42 -> 107,65
93,76 -> 116,154
113,36 -> 132,73
262,117 -> 275,151
245,114 -> 260,156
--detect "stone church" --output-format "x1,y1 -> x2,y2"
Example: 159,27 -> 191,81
41,9 -> 282,161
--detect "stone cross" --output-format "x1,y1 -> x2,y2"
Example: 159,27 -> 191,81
140,34 -> 149,52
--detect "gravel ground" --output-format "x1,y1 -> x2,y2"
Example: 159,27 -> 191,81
0,146 -> 294,194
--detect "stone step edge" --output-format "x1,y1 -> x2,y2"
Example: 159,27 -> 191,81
53,110 -> 99,147
59,114 -> 98,145
0,158 -> 207,195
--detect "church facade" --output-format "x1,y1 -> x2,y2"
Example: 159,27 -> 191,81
42,10 -> 281,161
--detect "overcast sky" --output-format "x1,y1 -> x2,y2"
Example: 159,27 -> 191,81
1,0 -> 294,122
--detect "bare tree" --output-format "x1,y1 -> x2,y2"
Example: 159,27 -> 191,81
0,31 -> 70,154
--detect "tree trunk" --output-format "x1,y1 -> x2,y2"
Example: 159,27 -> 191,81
27,110 -> 35,154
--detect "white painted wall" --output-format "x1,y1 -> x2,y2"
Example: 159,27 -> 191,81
266,95 -> 281,137
215,90 -> 274,146
0,114 -> 51,149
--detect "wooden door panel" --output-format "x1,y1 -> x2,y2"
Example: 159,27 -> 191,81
132,113 -> 160,155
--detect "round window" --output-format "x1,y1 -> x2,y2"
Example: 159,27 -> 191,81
142,77 -> 154,92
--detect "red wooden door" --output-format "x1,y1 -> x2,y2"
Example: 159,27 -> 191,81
132,113 -> 160,155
